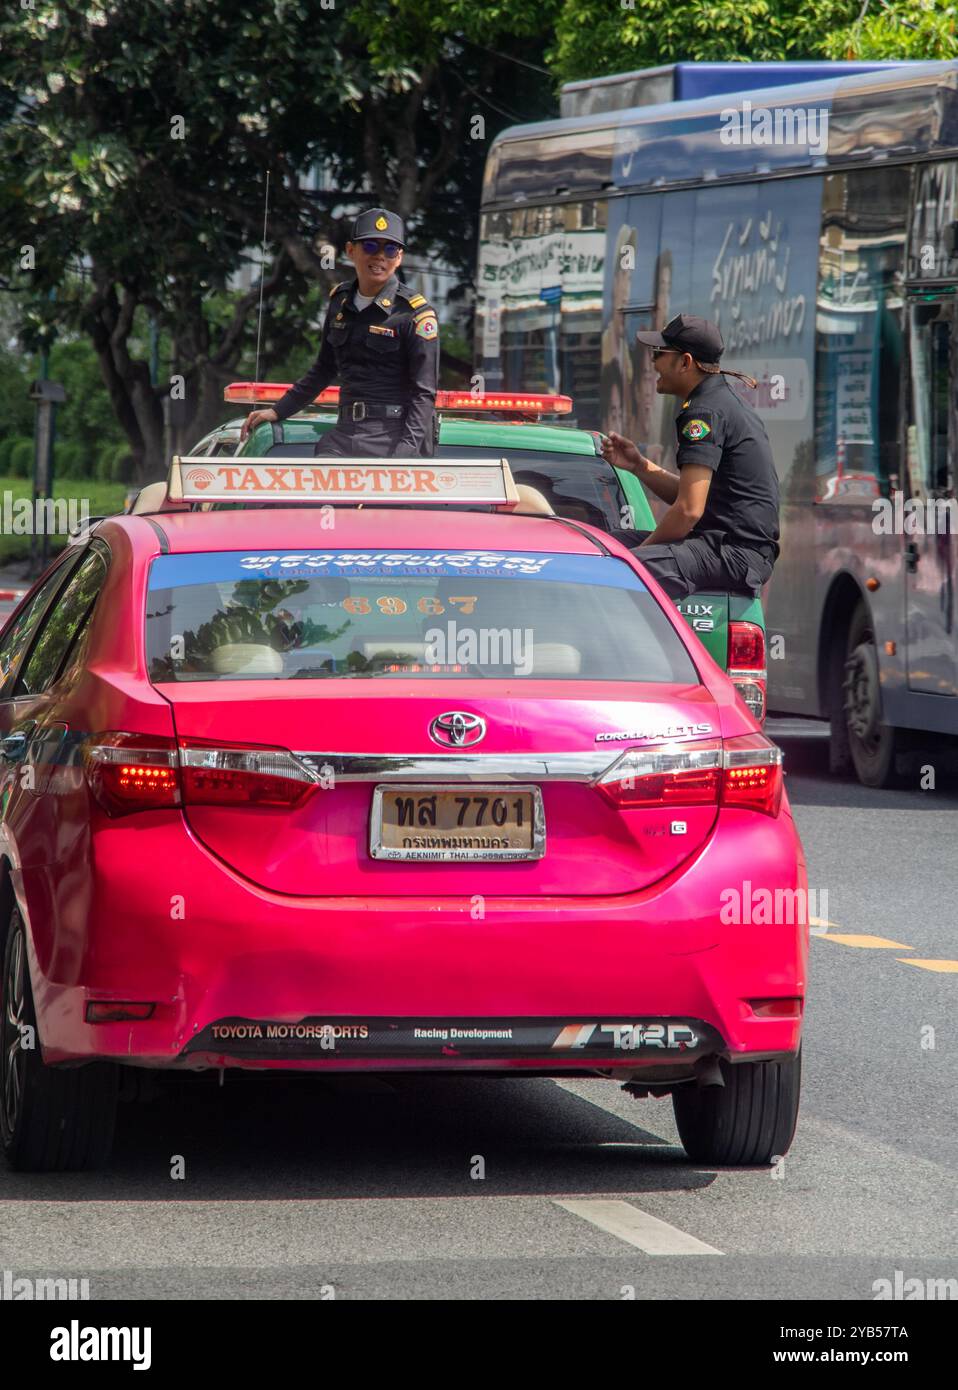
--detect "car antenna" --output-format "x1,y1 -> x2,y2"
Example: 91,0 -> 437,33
253,169 -> 272,400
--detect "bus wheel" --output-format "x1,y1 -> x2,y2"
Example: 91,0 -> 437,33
842,603 -> 902,788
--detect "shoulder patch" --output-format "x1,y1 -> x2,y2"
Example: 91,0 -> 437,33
413,307 -> 435,322
414,313 -> 438,340
407,293 -> 427,308
680,417 -> 712,442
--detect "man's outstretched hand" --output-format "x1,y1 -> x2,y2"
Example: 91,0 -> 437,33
240,407 -> 278,441
600,432 -> 651,475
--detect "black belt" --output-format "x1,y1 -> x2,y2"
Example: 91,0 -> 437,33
338,400 -> 406,423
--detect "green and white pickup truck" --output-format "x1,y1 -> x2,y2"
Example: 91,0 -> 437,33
190,387 -> 768,722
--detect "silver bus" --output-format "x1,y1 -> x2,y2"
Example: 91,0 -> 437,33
476,60 -> 958,787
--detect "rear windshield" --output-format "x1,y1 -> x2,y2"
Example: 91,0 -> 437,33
256,441 -> 626,531
146,549 -> 698,684
435,447 -> 625,531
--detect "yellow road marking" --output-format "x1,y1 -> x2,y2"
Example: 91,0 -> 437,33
817,933 -> 913,950
897,958 -> 958,973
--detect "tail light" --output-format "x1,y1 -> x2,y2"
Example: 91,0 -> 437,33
178,741 -> 316,807
84,733 -> 317,816
722,731 -> 783,816
597,732 -> 783,817
596,740 -> 723,809
83,733 -> 180,816
728,621 -> 767,722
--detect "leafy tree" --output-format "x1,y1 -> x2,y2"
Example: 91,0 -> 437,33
822,1 -> 958,59
549,0 -> 956,82
0,1 -> 557,481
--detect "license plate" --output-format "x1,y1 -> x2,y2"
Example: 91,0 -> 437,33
370,784 -> 544,861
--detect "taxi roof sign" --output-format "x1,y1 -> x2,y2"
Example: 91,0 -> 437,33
168,456 -> 521,507
223,382 -> 573,415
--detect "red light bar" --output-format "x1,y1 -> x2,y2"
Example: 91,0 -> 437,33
435,391 -> 572,414
224,383 -> 572,414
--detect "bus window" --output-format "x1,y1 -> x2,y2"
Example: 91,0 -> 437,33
814,167 -> 909,503
908,302 -> 952,498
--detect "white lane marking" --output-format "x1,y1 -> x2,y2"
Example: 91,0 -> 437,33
555,1199 -> 722,1255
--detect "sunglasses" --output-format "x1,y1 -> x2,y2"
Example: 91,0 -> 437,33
650,347 -> 681,360
359,240 -> 402,258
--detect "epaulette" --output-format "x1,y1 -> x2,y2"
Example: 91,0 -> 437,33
398,282 -> 430,311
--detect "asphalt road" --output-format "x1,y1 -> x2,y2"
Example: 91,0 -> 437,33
2,733 -> 957,1301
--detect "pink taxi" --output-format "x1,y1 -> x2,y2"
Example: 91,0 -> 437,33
0,456 -> 807,1170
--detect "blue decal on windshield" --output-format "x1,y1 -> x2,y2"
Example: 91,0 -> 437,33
149,551 -> 646,590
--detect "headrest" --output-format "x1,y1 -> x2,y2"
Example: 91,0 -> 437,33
208,643 -> 284,676
529,642 -> 581,675
513,485 -> 555,516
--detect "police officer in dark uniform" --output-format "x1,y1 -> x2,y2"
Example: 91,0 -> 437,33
600,314 -> 780,600
241,208 -> 439,458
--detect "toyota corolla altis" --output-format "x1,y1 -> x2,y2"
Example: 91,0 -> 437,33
0,457 -> 806,1171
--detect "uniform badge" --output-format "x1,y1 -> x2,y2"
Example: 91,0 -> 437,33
681,399 -> 691,408
375,215 -> 388,230
415,313 -> 438,340
681,418 -> 711,441
379,297 -> 391,307
369,324 -> 396,337
408,294 -> 426,308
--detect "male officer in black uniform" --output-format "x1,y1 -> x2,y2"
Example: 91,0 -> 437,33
241,208 -> 439,458
600,314 -> 779,600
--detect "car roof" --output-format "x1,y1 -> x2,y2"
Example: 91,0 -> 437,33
109,507 -> 614,557
252,416 -> 601,456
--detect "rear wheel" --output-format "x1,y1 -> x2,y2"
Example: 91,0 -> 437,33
842,602 -> 905,788
672,1049 -> 801,1166
1,905 -> 118,1172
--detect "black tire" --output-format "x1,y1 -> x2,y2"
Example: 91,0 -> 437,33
1,905 -> 118,1172
672,1048 -> 801,1166
842,602 -> 903,788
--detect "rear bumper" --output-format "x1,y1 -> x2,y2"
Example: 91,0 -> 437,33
22,807 -> 808,1072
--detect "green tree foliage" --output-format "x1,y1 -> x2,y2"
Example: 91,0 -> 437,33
549,0 -> 956,83
0,1 -> 557,480
8,439 -> 35,479
822,2 -> 958,60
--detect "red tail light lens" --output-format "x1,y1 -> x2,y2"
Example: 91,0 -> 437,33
596,741 -> 723,808
728,621 -> 765,670
178,741 -> 316,807
728,622 -> 767,722
83,733 -> 180,816
597,733 -> 783,817
721,733 -> 783,816
84,734 -> 318,814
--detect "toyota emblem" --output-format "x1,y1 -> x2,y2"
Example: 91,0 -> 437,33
429,711 -> 486,748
